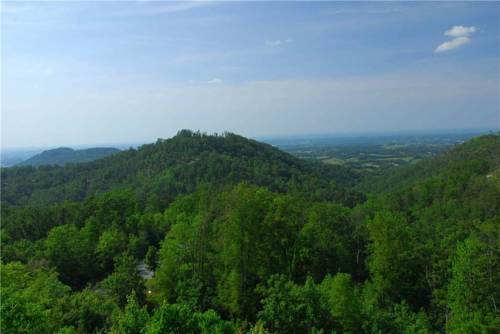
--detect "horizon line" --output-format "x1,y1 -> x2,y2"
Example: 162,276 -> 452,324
1,127 -> 498,151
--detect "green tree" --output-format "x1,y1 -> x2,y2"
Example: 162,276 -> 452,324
144,303 -> 233,334
101,253 -> 146,307
366,211 -> 427,308
298,203 -> 353,280
257,275 -> 331,334
145,245 -> 158,271
0,262 -> 71,333
446,231 -> 499,333
110,292 -> 149,334
155,218 -> 198,304
319,273 -> 361,333
59,289 -> 117,334
96,228 -> 128,273
45,224 -> 94,287
215,185 -> 273,319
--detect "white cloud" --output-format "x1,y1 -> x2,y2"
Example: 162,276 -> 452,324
435,25 -> 477,53
265,38 -> 292,47
189,78 -> 222,85
205,78 -> 222,84
435,36 -> 471,53
445,25 -> 477,38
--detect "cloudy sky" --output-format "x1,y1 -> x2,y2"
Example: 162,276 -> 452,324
2,1 -> 499,147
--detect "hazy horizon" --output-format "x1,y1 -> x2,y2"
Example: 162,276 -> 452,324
1,127 -> 497,151
2,1 -> 499,148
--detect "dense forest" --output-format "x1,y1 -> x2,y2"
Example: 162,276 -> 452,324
1,130 -> 499,333
16,147 -> 121,167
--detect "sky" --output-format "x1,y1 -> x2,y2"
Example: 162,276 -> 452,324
1,1 -> 499,148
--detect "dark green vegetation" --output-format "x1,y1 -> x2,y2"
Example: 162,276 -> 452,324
1,130 -> 499,333
16,147 -> 121,167
1,130 -> 360,209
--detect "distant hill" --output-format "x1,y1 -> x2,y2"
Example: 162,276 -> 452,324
16,147 -> 120,167
1,148 -> 45,167
1,130 -> 362,208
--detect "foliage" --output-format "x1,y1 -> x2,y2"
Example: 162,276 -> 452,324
446,227 -> 500,333
145,245 -> 158,271
257,275 -> 331,334
101,253 -> 146,307
1,132 -> 499,333
109,292 -> 149,334
144,303 -> 234,334
1,130 -> 361,209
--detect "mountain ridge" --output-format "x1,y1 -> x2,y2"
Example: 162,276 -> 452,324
1,130 -> 362,208
16,147 -> 120,167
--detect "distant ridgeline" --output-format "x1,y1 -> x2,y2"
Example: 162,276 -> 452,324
1,130 -> 499,333
16,147 -> 120,167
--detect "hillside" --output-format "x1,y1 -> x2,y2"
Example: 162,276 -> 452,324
1,133 -> 499,334
16,147 -> 120,167
1,130 -> 361,209
358,133 -> 500,193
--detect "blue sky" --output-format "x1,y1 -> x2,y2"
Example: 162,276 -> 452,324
2,1 -> 499,147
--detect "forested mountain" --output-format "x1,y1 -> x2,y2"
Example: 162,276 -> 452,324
16,147 -> 120,167
1,132 -> 499,334
1,130 -> 361,209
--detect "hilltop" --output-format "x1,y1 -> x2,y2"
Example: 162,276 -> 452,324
1,130 -> 361,208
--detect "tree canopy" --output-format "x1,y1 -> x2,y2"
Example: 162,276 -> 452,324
1,131 -> 499,333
